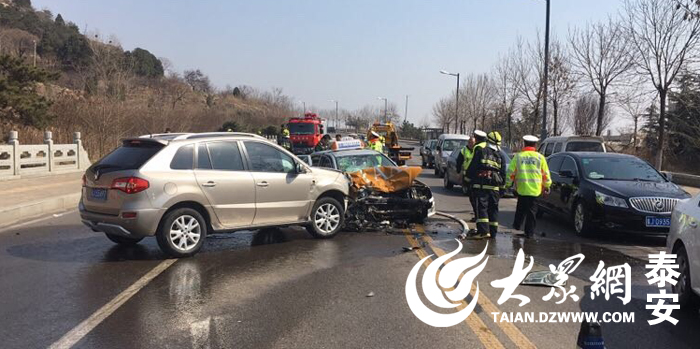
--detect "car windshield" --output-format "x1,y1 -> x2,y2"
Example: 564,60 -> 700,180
566,141 -> 603,152
581,157 -> 665,182
336,154 -> 395,173
442,140 -> 468,152
288,123 -> 315,135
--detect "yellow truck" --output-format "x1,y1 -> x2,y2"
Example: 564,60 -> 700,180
367,122 -> 414,166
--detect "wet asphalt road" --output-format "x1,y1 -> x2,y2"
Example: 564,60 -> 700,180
1,142 -> 699,348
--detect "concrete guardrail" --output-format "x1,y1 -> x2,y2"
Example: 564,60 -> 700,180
0,131 -> 90,181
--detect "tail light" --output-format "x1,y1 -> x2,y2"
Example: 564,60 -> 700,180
111,177 -> 149,194
82,174 -> 87,187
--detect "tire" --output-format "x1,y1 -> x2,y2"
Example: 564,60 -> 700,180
156,208 -> 207,258
105,233 -> 143,245
434,166 -> 440,177
536,207 -> 545,218
306,197 -> 344,239
443,174 -> 454,189
461,184 -> 469,196
421,160 -> 426,167
674,245 -> 700,311
573,201 -> 592,236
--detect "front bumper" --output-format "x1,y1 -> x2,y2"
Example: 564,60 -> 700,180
79,201 -> 164,237
590,205 -> 671,235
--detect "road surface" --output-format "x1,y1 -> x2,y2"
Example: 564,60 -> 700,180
0,141 -> 698,348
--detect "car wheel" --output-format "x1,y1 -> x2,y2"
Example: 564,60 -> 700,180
421,160 -> 426,167
573,202 -> 592,236
306,197 -> 344,239
156,208 -> 207,258
105,233 -> 143,245
461,183 -> 469,196
674,245 -> 700,310
434,166 -> 440,177
443,174 -> 454,189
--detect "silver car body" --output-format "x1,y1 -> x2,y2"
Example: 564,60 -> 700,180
434,134 -> 471,176
80,133 -> 349,238
666,193 -> 700,301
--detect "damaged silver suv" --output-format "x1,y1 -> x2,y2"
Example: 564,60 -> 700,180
80,133 -> 349,257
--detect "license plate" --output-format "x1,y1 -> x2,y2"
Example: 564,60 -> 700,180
90,188 -> 107,201
645,216 -> 671,228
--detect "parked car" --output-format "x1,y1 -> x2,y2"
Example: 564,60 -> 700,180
538,136 -> 606,157
420,139 -> 437,168
667,193 -> 700,310
433,134 -> 471,178
444,147 -> 514,197
537,152 -> 690,236
80,132 -> 350,257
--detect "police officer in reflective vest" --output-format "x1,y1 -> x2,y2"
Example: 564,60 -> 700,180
367,131 -> 384,152
465,131 -> 506,239
456,130 -> 487,222
506,135 -> 552,238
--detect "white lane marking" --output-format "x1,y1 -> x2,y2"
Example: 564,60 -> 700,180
0,209 -> 78,234
48,259 -> 178,349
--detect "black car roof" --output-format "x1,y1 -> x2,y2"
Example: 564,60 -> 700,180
558,152 -> 638,159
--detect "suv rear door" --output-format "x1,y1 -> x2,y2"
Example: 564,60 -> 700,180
193,141 -> 256,228
242,141 -> 313,225
82,139 -> 164,215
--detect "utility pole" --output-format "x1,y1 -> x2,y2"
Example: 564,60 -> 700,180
440,70 -> 460,133
330,100 -> 339,130
541,0 -> 551,141
33,40 -> 37,67
378,97 -> 388,123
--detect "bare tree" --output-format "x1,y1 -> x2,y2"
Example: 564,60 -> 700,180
494,51 -> 520,146
548,38 -> 578,136
569,18 -> 634,137
514,36 -> 545,135
432,97 -> 455,133
572,94 -> 600,135
624,0 -> 700,168
618,85 -> 655,152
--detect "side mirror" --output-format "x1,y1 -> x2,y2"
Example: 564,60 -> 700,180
560,170 -> 574,178
296,162 -> 308,174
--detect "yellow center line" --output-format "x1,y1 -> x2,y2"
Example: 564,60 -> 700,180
419,230 -> 537,349
403,229 -> 505,349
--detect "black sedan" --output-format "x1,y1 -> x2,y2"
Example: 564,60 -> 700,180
537,152 -> 691,236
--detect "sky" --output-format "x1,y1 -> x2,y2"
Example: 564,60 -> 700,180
33,0 -> 627,128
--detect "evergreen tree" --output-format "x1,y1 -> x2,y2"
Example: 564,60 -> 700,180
0,54 -> 59,127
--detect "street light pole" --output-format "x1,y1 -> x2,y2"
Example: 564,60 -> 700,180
541,0 -> 551,141
377,97 -> 388,123
330,100 -> 339,130
404,95 -> 409,123
440,70 -> 460,133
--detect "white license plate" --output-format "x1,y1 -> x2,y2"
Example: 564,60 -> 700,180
645,216 -> 670,228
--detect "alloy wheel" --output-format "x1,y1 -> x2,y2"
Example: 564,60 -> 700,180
574,204 -> 585,233
314,203 -> 340,234
169,215 -> 202,252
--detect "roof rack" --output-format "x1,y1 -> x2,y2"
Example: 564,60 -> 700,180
174,132 -> 267,140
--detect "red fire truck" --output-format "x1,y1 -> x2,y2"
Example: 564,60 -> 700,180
287,112 -> 326,154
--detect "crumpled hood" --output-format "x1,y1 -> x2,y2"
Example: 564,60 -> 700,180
347,166 -> 422,193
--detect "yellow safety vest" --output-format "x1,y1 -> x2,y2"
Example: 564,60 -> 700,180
282,129 -> 290,137
462,142 -> 485,176
506,149 -> 552,197
368,139 -> 383,153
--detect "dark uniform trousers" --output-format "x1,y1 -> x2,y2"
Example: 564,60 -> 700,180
474,188 -> 500,235
513,195 -> 538,237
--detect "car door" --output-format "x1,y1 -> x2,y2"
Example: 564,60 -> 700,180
448,150 -> 461,184
193,141 -> 256,228
242,141 -> 314,225
557,156 -> 580,216
543,155 -> 564,212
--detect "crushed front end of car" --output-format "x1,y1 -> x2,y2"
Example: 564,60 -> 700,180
344,166 -> 435,231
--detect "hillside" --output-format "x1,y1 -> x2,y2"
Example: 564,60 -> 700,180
0,0 -> 295,159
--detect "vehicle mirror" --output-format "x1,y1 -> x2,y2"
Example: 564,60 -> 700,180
560,170 -> 574,178
295,162 -> 307,173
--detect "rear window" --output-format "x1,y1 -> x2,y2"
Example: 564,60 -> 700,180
566,141 -> 604,152
95,141 -> 163,172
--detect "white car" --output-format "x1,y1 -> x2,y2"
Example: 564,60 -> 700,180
666,193 -> 700,309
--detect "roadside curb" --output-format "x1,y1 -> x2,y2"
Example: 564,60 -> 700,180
0,192 -> 81,228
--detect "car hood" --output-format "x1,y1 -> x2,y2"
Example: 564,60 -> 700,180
592,180 -> 690,199
442,151 -> 453,158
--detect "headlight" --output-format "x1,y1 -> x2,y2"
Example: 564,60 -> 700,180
595,191 -> 628,208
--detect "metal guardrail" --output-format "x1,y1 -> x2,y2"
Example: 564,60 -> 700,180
0,131 -> 90,180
